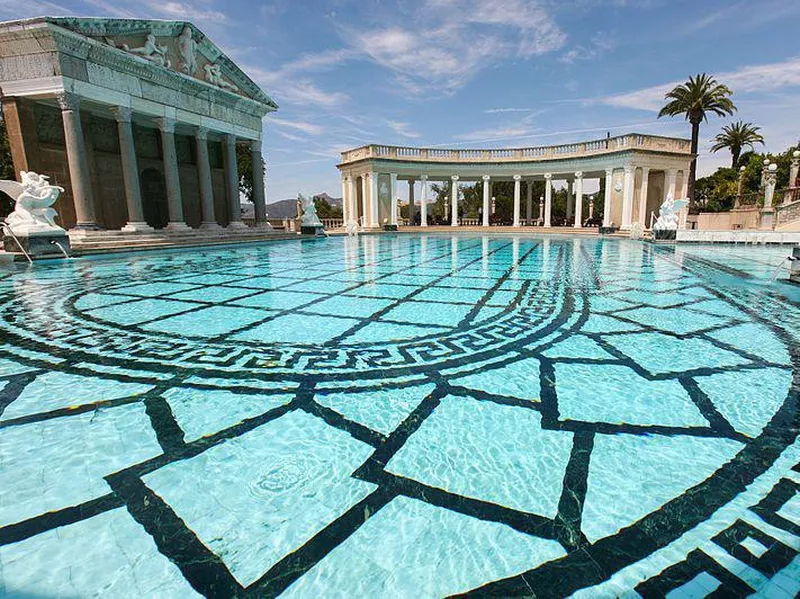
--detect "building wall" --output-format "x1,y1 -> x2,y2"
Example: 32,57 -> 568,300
4,97 -> 231,230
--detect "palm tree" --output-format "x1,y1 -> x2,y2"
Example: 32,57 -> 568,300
658,74 -> 736,205
710,121 -> 764,168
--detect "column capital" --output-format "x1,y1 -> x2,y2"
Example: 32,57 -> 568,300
250,138 -> 262,152
56,91 -> 80,112
513,174 -> 522,181
390,172 -> 398,180
451,175 -> 459,181
544,173 -> 552,180
640,165 -> 651,174
574,171 -> 583,179
113,106 -> 133,123
482,175 -> 491,181
157,117 -> 176,134
196,126 -> 209,141
623,164 -> 634,174
420,174 -> 428,181
223,132 -> 237,145
666,167 -> 678,176
605,167 -> 614,176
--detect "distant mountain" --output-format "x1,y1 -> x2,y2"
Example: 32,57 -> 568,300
265,194 -> 342,219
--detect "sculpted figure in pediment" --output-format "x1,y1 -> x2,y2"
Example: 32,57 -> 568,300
204,62 -> 239,93
178,26 -> 198,76
123,33 -> 171,68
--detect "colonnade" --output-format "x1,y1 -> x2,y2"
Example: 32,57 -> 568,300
341,166 -> 689,230
56,92 -> 266,232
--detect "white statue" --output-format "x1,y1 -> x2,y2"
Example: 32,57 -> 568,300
0,171 -> 65,235
177,26 -> 198,76
653,194 -> 689,231
628,221 -> 644,240
123,33 -> 171,68
299,193 -> 323,227
346,220 -> 359,236
204,63 -> 239,92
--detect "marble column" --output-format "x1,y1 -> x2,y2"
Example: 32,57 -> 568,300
573,172 -> 583,228
513,175 -> 521,227
637,166 -> 650,227
195,127 -> 221,230
389,173 -> 398,225
114,107 -> 151,232
223,133 -> 246,229
348,176 -> 356,224
407,179 -> 416,225
544,173 -> 553,228
341,176 -> 349,223
621,165 -> 635,229
482,175 -> 490,226
666,168 -> 678,200
57,92 -> 100,230
450,175 -> 459,226
362,175 -> 369,226
369,172 -> 379,226
526,180 -> 533,225
602,168 -> 613,227
679,170 -> 689,200
250,138 -> 267,226
158,117 -> 190,231
420,175 -> 428,227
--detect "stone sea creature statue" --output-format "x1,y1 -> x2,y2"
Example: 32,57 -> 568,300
653,194 -> 689,231
177,25 -> 198,76
299,193 -> 323,227
123,33 -> 171,68
0,171 -> 65,235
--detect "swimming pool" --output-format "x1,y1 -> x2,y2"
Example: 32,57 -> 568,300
0,234 -> 798,597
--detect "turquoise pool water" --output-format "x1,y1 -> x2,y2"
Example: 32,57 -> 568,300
0,234 -> 798,597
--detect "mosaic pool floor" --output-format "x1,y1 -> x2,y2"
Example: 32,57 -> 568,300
0,234 -> 798,597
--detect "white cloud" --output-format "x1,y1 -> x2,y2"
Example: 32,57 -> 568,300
145,1 -> 227,22
600,57 -> 800,112
484,108 -> 534,114
453,127 -> 536,143
387,120 -> 420,139
559,32 -> 616,64
270,117 -> 324,136
343,0 -> 565,95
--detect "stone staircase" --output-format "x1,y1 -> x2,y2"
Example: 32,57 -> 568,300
68,228 -> 300,255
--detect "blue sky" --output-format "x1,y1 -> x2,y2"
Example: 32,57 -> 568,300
7,0 -> 800,202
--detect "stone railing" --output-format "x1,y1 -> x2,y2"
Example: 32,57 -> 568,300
321,218 -> 344,229
340,134 -> 692,165
776,199 -> 800,226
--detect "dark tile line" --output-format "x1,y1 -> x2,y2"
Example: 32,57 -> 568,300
0,492 -> 125,547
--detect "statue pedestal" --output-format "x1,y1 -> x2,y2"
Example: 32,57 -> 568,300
789,246 -> 800,285
760,207 -> 775,230
301,224 -> 325,236
653,229 -> 677,241
599,226 -> 618,235
3,230 -> 71,258
382,224 -> 398,232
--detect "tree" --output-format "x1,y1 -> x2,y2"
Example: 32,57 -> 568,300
657,73 -> 736,207
235,143 -> 265,201
710,121 -> 764,168
313,195 -> 342,219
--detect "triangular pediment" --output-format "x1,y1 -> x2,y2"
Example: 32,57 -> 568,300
45,17 -> 277,110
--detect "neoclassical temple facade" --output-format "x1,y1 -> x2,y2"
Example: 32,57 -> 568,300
0,17 -> 276,233
337,134 -> 694,230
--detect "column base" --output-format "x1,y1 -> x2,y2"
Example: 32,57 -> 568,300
166,222 -> 191,231
71,222 -> 104,232
199,221 -> 223,231
121,222 -> 154,233
227,221 -> 249,230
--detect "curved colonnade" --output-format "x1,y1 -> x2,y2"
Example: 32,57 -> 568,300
337,134 -> 694,230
